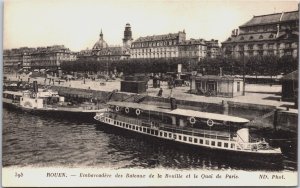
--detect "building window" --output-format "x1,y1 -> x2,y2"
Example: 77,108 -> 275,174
269,34 -> 274,38
259,35 -> 263,39
249,36 -> 253,40
237,82 -> 240,92
248,44 -> 253,50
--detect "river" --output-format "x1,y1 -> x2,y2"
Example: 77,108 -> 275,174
2,108 -> 297,171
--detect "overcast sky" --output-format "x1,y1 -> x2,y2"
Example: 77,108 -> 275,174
4,0 -> 298,51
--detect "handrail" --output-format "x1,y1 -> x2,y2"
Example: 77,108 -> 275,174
102,112 -> 231,139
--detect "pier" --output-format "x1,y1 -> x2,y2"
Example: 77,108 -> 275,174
4,74 -> 297,134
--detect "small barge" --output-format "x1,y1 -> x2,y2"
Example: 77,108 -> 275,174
3,87 -> 105,119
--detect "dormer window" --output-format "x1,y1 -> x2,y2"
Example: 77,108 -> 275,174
269,34 -> 274,38
259,35 -> 263,39
249,36 -> 253,40
240,36 -> 244,40
227,37 -> 232,41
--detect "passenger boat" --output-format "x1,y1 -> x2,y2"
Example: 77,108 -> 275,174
3,88 -> 106,119
94,100 -> 282,160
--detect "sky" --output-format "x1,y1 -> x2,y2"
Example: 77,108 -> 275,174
3,0 -> 298,51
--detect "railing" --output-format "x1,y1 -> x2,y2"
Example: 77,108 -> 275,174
101,112 -> 232,141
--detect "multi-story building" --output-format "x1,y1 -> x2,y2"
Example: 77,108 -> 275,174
130,30 -> 220,60
77,24 -> 131,61
178,38 -> 207,61
222,10 -> 299,58
130,31 -> 186,59
3,45 -> 76,72
30,45 -> 76,70
206,39 -> 221,58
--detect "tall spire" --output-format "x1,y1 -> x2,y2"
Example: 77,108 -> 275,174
100,29 -> 103,39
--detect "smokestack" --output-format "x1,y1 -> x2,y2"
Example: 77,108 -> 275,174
33,81 -> 38,93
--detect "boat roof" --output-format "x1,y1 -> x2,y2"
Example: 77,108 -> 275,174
167,109 -> 249,123
3,91 -> 23,96
108,101 -> 171,113
108,101 -> 249,123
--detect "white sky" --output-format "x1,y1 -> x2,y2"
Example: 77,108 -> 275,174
3,0 -> 298,51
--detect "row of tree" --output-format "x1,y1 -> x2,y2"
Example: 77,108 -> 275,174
60,55 -> 298,76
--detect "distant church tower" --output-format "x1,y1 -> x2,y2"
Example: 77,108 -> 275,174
123,23 -> 133,47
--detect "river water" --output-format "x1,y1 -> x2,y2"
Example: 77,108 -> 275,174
2,108 -> 297,171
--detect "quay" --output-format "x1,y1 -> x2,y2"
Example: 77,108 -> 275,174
4,74 -> 297,134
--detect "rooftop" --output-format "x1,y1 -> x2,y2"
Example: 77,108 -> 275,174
240,10 -> 298,27
133,31 -> 185,43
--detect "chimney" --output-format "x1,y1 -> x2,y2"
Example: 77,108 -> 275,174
276,24 -> 280,38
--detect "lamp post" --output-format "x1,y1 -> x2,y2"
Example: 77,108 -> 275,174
242,52 -> 246,96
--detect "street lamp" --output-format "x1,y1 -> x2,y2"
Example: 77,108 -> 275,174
242,52 -> 246,96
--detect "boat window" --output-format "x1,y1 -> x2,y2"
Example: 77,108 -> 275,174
140,127 -> 142,131
113,120 -> 116,124
147,129 -> 151,134
126,124 -> 128,128
151,130 -> 154,134
136,126 -> 139,130
200,139 -> 203,144
164,132 -> 167,137
183,136 -> 187,141
189,137 -> 192,142
143,128 -> 147,132
205,140 -> 209,145
159,132 -> 162,136
217,142 -> 222,147
129,125 -> 132,129
194,138 -> 198,143
224,143 -> 228,148
116,121 -> 118,125
154,130 -> 158,135
211,141 -> 215,146
231,144 -> 235,148
179,135 -> 182,140
169,133 -> 172,138
173,134 -> 177,139
123,123 -> 125,127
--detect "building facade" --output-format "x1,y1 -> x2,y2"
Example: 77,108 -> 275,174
130,31 -> 186,59
77,24 -> 131,61
131,30 -> 220,60
222,10 -> 299,58
3,45 -> 76,72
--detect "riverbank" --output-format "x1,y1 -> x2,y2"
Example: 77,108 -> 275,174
4,74 -> 298,133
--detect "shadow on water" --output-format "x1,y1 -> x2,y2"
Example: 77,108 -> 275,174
95,123 -> 287,171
